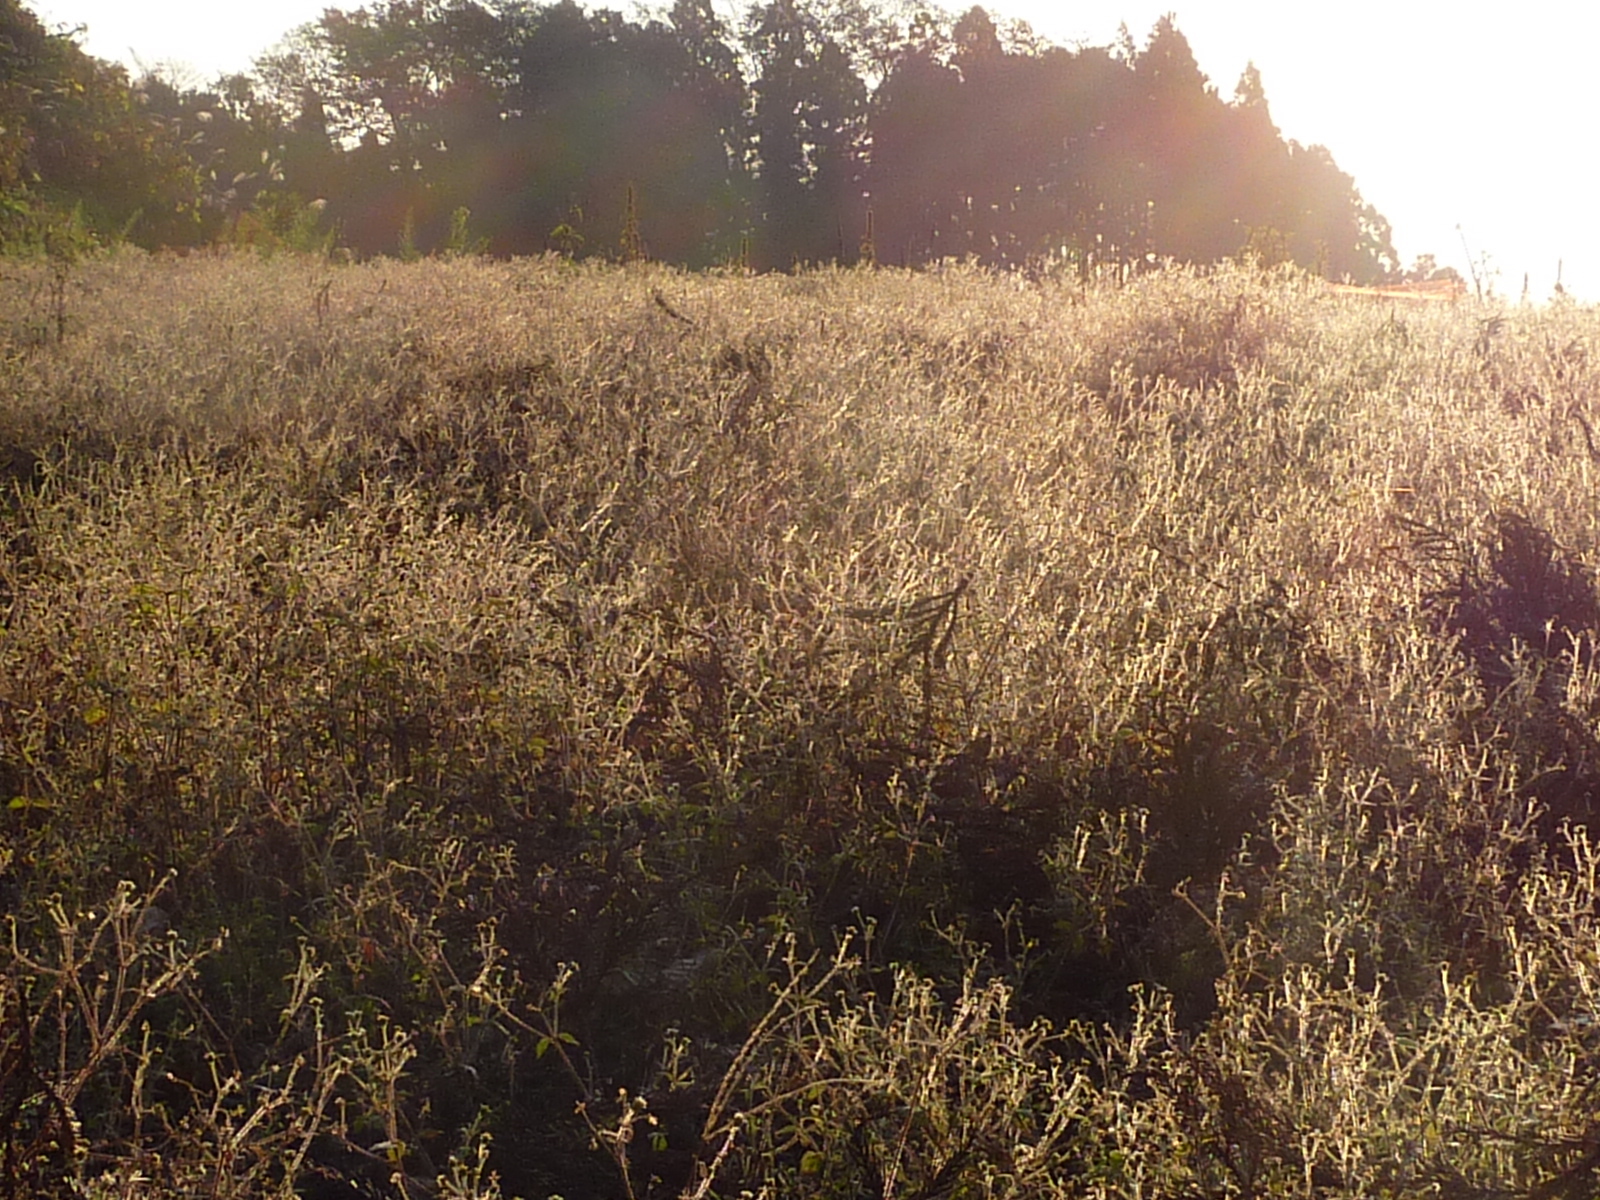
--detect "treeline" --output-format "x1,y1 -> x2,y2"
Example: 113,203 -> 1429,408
2,0 -> 1398,280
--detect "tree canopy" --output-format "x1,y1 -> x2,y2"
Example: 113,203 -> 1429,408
1,0 -> 1398,281
0,0 -> 201,247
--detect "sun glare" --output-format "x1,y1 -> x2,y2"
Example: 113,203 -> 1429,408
1009,0 -> 1600,300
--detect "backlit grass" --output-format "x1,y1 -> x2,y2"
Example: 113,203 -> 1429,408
4,250 -> 1600,1198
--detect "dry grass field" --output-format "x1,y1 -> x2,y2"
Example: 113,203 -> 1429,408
5,250 -> 1600,1198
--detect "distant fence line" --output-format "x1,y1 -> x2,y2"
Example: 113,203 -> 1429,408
1326,278 -> 1468,303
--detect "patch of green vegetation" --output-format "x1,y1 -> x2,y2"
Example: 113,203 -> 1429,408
3,253 -> 1600,1198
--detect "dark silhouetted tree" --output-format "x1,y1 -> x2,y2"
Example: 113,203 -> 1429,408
744,0 -> 868,265
1277,141 -> 1395,282
7,0 -> 1395,276
1221,63 -> 1291,262
1129,16 -> 1233,262
865,16 -> 962,264
256,0 -> 514,254
491,0 -> 747,262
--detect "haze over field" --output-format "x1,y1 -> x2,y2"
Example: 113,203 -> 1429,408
31,0 -> 1600,299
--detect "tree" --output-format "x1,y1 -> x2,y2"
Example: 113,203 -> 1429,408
1276,142 -> 1396,282
254,0 -> 516,254
0,0 -> 1398,276
868,6 -> 1068,268
744,0 -> 869,265
0,0 -> 50,192
0,0 -> 201,248
491,1 -> 748,262
1222,62 -> 1290,258
1128,16 -> 1233,262
1040,44 -> 1149,269
865,20 -> 963,264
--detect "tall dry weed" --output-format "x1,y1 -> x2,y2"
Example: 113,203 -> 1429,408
4,250 -> 1600,1196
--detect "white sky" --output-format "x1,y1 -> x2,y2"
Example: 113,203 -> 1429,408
28,0 -> 1600,300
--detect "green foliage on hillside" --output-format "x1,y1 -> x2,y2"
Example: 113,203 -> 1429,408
3,253 -> 1600,1197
